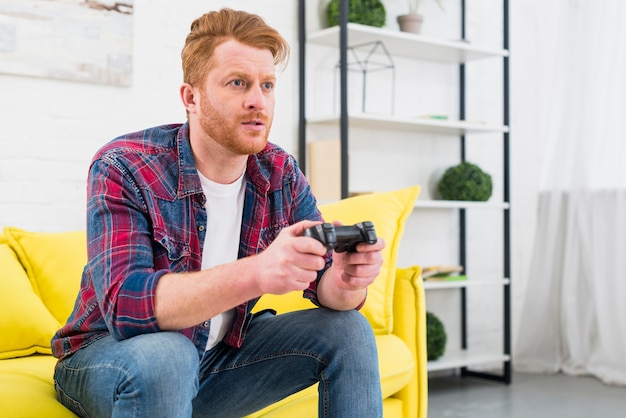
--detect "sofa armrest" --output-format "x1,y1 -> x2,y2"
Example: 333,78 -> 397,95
391,265 -> 428,418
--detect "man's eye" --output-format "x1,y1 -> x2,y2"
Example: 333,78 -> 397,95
262,82 -> 274,90
231,80 -> 244,87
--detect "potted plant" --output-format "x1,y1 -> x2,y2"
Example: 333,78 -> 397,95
326,0 -> 386,28
397,0 -> 443,34
426,311 -> 447,361
437,161 -> 493,201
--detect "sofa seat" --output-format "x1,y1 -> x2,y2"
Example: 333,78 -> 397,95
0,332 -> 413,418
0,355 -> 74,417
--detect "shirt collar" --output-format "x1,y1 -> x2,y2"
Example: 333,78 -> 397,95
176,123 -> 203,198
175,122 -> 272,198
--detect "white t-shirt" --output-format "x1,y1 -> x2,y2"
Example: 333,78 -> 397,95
198,169 -> 246,351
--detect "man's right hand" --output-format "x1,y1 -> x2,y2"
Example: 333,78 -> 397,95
155,220 -> 328,330
253,220 -> 328,295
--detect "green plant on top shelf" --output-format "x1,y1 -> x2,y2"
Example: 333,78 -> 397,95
326,0 -> 386,28
438,161 -> 493,201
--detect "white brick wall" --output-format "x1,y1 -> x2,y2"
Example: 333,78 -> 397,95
0,0 -> 298,232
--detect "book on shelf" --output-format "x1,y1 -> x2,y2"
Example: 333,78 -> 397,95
424,274 -> 467,282
422,265 -> 464,279
307,139 -> 340,202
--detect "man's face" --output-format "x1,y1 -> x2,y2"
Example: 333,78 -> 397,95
196,40 -> 276,156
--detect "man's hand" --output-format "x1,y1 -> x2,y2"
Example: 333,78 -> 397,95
317,221 -> 385,310
253,220 -> 329,295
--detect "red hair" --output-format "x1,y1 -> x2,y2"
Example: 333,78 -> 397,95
181,8 -> 290,88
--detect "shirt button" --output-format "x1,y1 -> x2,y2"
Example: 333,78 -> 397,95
202,321 -> 209,328
198,225 -> 205,232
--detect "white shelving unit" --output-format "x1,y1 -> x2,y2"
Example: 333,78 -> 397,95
298,1 -> 511,383
414,200 -> 510,210
428,349 -> 511,372
423,277 -> 510,291
308,113 -> 508,136
308,23 -> 508,63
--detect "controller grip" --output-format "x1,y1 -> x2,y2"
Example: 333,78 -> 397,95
303,223 -> 337,249
303,221 -> 377,253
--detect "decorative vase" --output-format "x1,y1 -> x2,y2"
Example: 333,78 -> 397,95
397,13 -> 423,34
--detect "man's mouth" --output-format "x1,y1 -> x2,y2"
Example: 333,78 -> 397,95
242,119 -> 266,129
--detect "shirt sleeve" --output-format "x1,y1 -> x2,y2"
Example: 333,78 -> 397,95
85,157 -> 164,340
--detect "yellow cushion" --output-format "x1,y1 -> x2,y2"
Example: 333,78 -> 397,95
392,265 -> 428,418
254,186 -> 420,334
0,355 -> 77,417
245,392 -> 401,418
318,186 -> 420,334
0,240 -> 60,359
3,228 -> 86,324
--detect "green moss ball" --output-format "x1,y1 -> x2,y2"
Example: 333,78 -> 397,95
438,161 -> 493,201
426,311 -> 447,361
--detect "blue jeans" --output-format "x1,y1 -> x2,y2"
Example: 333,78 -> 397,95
54,308 -> 382,418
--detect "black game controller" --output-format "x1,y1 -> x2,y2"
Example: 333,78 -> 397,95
303,221 -> 377,253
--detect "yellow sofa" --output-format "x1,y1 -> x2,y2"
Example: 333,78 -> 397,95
0,186 -> 427,417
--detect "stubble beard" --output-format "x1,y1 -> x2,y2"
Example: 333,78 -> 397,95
198,97 -> 271,156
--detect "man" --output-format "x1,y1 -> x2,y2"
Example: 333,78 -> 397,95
52,8 -> 385,418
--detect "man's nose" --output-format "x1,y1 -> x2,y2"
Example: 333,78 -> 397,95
244,84 -> 267,110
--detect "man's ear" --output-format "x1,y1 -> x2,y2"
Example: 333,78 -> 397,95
180,83 -> 198,114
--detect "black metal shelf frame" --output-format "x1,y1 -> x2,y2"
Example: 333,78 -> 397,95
459,0 -> 511,385
297,0 -> 511,384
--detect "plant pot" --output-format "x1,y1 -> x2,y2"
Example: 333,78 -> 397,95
397,13 -> 423,34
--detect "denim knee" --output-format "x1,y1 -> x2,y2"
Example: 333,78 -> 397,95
314,309 -> 377,355
310,309 -> 381,417
55,332 -> 200,418
123,332 -> 200,390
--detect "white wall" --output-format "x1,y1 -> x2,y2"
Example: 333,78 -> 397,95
0,0 -> 547,370
0,0 -> 299,232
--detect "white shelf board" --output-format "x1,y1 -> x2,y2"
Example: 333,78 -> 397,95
329,196 -> 510,211
307,114 -> 508,136
308,23 -> 508,63
428,349 -> 511,372
414,200 -> 510,210
423,277 -> 510,291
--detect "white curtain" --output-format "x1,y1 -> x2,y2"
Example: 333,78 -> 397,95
515,0 -> 626,385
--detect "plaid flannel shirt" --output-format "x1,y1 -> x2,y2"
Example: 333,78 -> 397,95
51,123 -> 327,360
